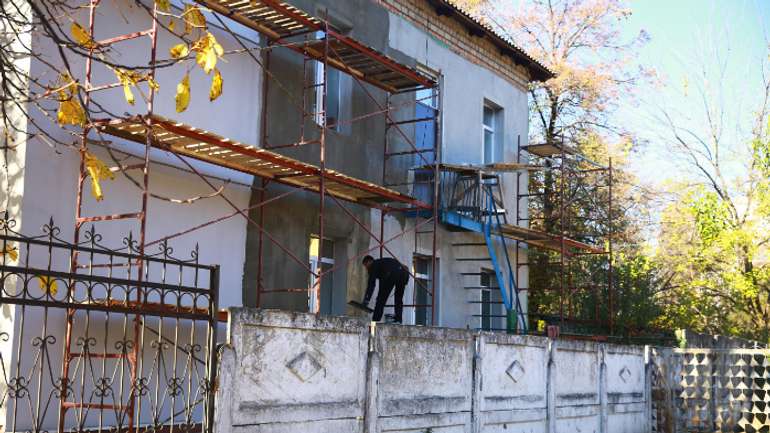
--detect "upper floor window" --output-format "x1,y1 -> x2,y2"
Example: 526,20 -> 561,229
482,102 -> 502,164
313,33 -> 341,130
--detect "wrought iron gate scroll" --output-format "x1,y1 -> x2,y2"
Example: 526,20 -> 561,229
0,215 -> 219,433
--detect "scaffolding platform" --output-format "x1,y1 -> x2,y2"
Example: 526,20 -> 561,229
521,141 -> 577,157
196,0 -> 436,92
440,210 -> 604,254
95,115 -> 431,210
432,162 -> 544,174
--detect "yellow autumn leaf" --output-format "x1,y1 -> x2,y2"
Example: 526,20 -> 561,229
56,74 -> 86,126
1,244 -> 18,262
169,43 -> 189,59
183,4 -> 206,34
193,32 -> 223,74
209,68 -> 222,101
196,50 -> 217,74
147,76 -> 160,92
112,68 -> 140,106
84,151 -> 115,201
175,73 -> 190,113
71,22 -> 96,49
156,0 -> 170,12
58,98 -> 86,126
38,276 -> 58,296
168,19 -> 176,32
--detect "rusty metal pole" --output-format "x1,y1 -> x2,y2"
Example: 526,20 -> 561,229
60,1 -> 99,431
256,41 -> 271,308
312,18 -> 329,314
559,138 -> 566,329
131,4 -> 159,431
380,93 -> 389,259
256,178 -> 266,307
430,84 -> 441,326
608,158 -> 614,335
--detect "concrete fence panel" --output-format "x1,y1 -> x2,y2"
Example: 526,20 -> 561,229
552,340 -> 602,433
373,324 -> 474,432
605,345 -> 649,433
475,332 -> 549,432
220,308 -> 371,433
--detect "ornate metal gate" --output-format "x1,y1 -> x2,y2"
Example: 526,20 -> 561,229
0,215 -> 219,433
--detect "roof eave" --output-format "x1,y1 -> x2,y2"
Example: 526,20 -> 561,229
425,0 -> 555,82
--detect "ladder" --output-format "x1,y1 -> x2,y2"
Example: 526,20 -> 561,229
480,180 -> 527,333
59,1 -> 159,431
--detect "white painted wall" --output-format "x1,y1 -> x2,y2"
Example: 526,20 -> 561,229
20,0 -> 263,307
1,1 -> 263,430
384,12 -> 532,330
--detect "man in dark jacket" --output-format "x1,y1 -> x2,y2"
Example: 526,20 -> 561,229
361,255 -> 409,323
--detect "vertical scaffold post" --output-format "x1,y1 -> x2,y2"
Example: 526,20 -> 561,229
430,84 -> 441,325
608,158 -> 614,335
312,16 -> 329,314
558,136 -> 566,329
255,40 -> 271,308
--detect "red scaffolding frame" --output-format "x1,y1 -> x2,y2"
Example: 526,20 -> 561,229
78,0 -> 441,329
515,136 -> 615,338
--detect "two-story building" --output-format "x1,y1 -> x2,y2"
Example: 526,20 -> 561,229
0,1 -> 568,431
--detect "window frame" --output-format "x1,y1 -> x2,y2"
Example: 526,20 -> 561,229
482,101 -> 502,165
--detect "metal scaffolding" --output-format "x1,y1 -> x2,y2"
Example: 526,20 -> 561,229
516,137 -> 615,338
81,0 -> 441,322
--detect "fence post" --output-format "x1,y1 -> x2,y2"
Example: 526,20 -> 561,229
364,322 -> 379,433
665,349 -> 678,433
546,338 -> 556,433
470,333 -> 482,433
213,344 -> 235,433
645,345 -> 653,433
208,265 -> 220,433
599,344 -> 607,433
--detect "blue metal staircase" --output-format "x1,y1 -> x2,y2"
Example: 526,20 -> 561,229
479,183 -> 527,333
437,168 -> 527,333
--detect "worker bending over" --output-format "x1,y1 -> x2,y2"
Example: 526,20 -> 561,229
361,255 -> 409,323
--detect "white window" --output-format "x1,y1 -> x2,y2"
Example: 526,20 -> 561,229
413,255 -> 434,326
313,33 -> 341,130
482,103 -> 502,164
480,270 -> 504,331
308,235 -> 334,314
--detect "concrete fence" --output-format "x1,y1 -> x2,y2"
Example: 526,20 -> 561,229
214,308 -> 651,433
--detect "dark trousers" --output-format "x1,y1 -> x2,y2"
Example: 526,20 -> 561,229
372,271 -> 409,323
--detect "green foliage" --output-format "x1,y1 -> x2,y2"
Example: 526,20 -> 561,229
685,189 -> 731,246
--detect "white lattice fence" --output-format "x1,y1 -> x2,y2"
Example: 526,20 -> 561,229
651,348 -> 770,433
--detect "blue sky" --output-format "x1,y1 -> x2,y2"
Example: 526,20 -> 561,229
619,0 -> 770,185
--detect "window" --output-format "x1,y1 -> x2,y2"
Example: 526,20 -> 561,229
308,235 -> 334,314
413,255 -> 434,326
412,68 -> 440,204
313,33 -> 341,130
482,103 -> 502,164
414,71 -> 439,167
480,270 -> 503,331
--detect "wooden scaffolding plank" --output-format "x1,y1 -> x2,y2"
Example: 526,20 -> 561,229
195,0 -> 435,92
94,115 -> 431,210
